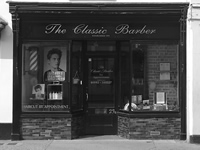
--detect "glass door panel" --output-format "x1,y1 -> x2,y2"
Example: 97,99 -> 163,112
85,55 -> 117,135
88,57 -> 114,107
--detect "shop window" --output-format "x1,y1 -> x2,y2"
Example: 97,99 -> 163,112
22,42 -> 69,112
120,42 -> 179,112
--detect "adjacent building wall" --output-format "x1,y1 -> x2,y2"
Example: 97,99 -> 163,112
0,0 -> 12,123
0,0 -> 13,139
187,0 -> 200,143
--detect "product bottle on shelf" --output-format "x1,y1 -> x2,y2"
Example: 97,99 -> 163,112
52,92 -> 55,99
55,92 -> 58,99
49,92 -> 52,99
58,92 -> 61,99
60,92 -> 62,99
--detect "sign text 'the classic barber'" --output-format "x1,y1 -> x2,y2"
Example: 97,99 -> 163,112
45,23 -> 156,36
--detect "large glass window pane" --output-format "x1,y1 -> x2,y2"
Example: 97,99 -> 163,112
120,42 -> 131,111
22,42 -> 69,112
130,42 -> 179,112
119,41 -> 179,112
71,41 -> 83,110
131,43 -> 146,110
88,57 -> 115,107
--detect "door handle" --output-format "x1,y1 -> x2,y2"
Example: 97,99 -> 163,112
86,93 -> 88,101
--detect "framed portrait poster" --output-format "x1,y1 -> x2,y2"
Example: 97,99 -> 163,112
43,46 -> 67,82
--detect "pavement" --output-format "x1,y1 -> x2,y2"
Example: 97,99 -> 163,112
0,135 -> 200,150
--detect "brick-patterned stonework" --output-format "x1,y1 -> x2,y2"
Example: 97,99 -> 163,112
118,116 -> 130,139
118,115 -> 181,139
21,115 -> 84,140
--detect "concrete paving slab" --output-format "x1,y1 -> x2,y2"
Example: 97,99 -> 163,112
0,140 -> 52,150
153,140 -> 200,150
78,135 -> 128,140
47,140 -> 155,150
0,136 -> 200,150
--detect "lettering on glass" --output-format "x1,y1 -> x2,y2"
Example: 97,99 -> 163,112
45,24 -> 66,34
115,24 -> 156,35
73,24 -> 108,35
91,69 -> 113,73
44,23 -> 157,36
23,105 -> 69,109
47,71 -> 65,81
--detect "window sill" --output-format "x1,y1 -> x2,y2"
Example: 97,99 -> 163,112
117,110 -> 180,118
21,112 -> 72,118
21,109 -> 85,118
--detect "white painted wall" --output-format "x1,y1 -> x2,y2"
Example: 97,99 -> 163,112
187,9 -> 193,141
187,2 -> 200,141
0,0 -> 13,123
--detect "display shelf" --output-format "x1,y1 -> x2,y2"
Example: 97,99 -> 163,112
155,70 -> 177,73
48,98 -> 62,100
29,98 -> 45,100
156,80 -> 177,83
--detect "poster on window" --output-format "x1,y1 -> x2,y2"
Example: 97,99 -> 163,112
43,46 -> 67,82
31,84 -> 45,100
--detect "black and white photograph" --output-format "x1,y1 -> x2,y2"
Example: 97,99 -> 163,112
1,1 -> 200,150
43,46 -> 67,82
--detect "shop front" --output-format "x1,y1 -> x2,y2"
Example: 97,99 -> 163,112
8,2 -> 188,140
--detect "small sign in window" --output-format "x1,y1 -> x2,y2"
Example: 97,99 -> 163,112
95,108 -> 107,114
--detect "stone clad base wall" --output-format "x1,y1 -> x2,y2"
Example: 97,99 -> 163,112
20,114 -> 181,140
118,115 -> 181,139
190,135 -> 200,144
21,115 -> 84,140
0,123 -> 11,140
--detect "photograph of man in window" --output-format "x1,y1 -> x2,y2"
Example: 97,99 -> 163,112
32,84 -> 45,99
44,48 -> 65,82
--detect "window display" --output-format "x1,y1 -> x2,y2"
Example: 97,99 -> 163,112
22,42 -> 69,112
120,42 -> 179,112
47,84 -> 63,100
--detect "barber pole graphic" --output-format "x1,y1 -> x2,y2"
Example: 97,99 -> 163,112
29,47 -> 38,72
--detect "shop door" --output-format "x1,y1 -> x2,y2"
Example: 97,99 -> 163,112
85,55 -> 117,135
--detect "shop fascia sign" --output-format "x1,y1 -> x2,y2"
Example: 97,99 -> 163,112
44,23 -> 156,37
